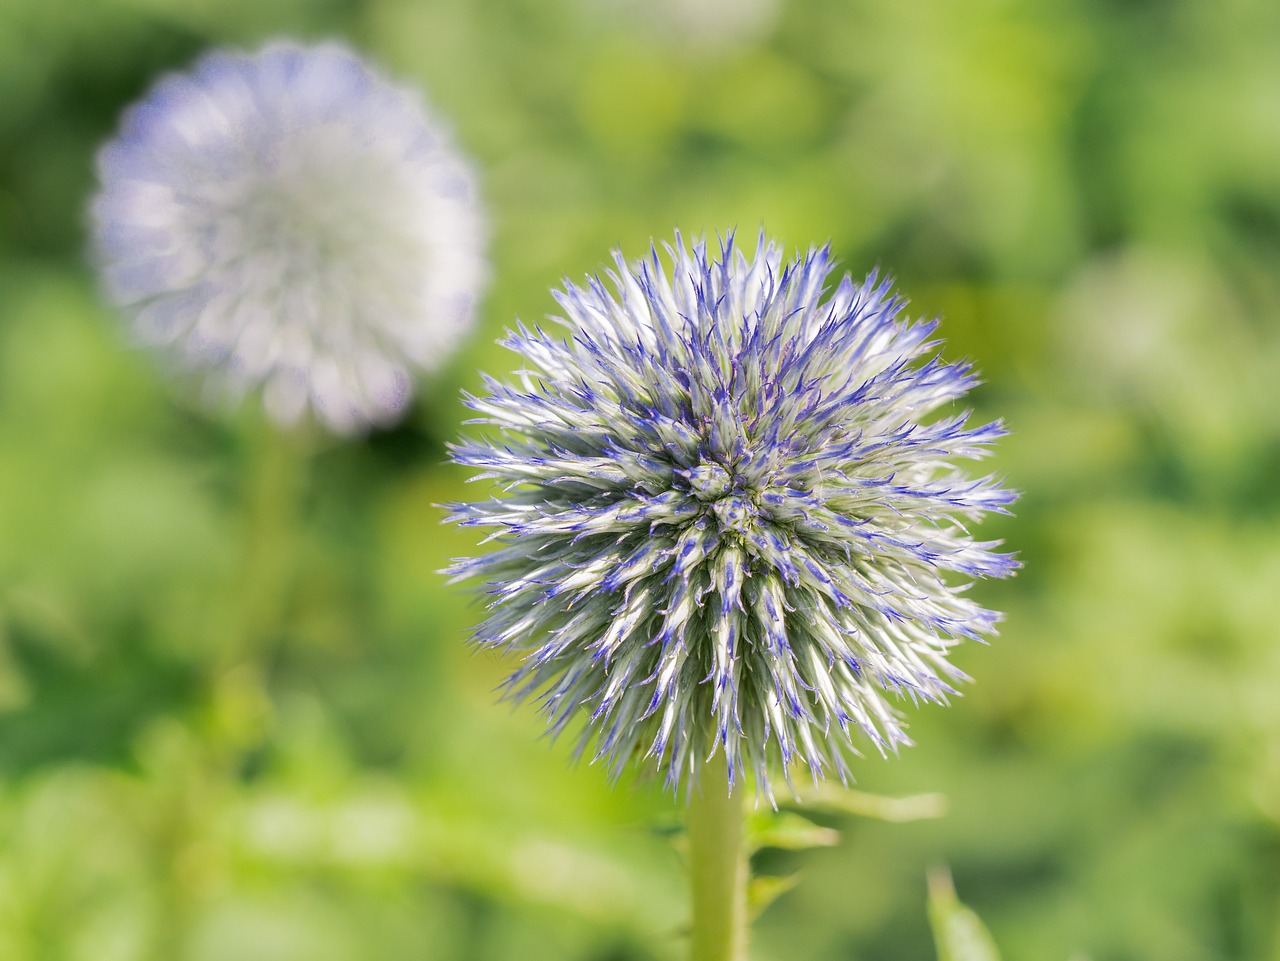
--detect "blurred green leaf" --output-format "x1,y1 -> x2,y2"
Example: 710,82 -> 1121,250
747,873 -> 801,922
781,782 -> 949,823
747,811 -> 840,853
928,867 -> 1001,961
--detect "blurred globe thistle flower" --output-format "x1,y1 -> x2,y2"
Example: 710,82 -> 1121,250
449,233 -> 1016,795
599,0 -> 782,51
91,41 -> 487,433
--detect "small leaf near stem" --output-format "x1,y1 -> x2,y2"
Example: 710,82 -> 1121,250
748,811 -> 841,853
747,874 -> 801,922
780,782 -> 949,823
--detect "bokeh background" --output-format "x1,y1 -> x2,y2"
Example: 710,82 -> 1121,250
2,0 -> 1280,958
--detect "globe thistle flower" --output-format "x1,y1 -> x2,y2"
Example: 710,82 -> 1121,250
602,0 -> 782,50
91,41 -> 487,433
449,233 -> 1016,795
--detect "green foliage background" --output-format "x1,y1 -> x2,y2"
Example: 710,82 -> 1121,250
2,0 -> 1279,958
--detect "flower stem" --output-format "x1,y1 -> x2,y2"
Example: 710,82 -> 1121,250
226,420 -> 310,669
689,752 -> 749,961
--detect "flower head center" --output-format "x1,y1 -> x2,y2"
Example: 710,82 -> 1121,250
686,460 -> 732,500
711,492 -> 759,535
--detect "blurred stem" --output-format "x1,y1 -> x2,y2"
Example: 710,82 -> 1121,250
152,421 -> 312,961
689,752 -> 749,961
225,419 -> 311,670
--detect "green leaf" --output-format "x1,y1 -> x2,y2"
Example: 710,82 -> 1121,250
927,866 -> 1002,961
780,782 -> 949,822
747,811 -> 841,852
747,873 -> 802,920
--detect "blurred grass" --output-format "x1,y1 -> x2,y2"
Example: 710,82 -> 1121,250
2,0 -> 1280,959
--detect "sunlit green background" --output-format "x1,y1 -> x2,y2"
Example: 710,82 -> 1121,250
2,0 -> 1279,958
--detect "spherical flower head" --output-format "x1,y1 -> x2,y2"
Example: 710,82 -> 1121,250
91,40 -> 487,433
603,0 -> 781,50
449,232 -> 1017,796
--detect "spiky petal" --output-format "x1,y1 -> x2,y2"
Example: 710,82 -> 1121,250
449,232 -> 1017,795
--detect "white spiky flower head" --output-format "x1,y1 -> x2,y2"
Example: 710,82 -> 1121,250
449,232 -> 1018,797
91,40 -> 487,433
606,0 -> 781,50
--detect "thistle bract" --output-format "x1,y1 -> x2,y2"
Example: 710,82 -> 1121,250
449,233 -> 1016,794
91,41 -> 486,433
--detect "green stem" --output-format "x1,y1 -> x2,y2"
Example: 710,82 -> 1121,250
689,752 -> 749,961
225,420 -> 310,669
152,423 -> 310,961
